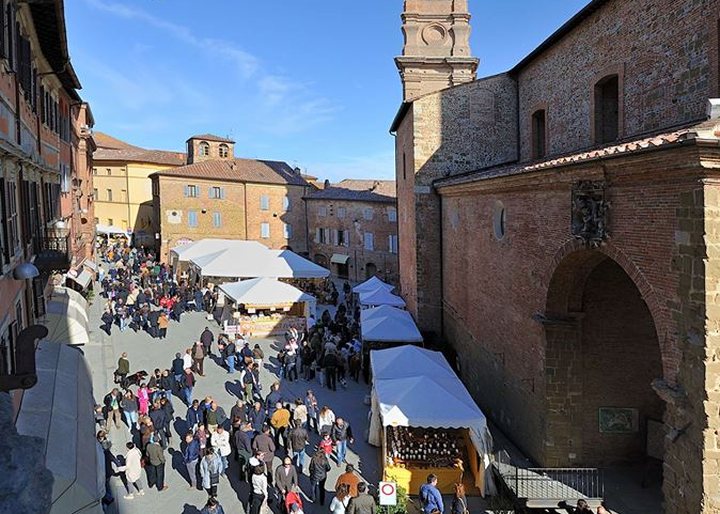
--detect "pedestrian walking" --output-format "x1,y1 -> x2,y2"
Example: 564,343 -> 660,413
211,425 -> 232,474
270,402 -> 290,448
252,425 -> 276,485
104,388 -> 123,430
145,438 -> 168,491
274,456 -> 299,500
201,326 -> 214,356
193,341 -> 205,376
114,352 -> 130,385
331,417 -> 353,465
137,383 -> 150,416
287,420 -> 309,469
121,390 -> 139,431
419,474 -> 443,514
186,399 -> 203,432
318,406 -> 335,435
200,497 -> 226,514
250,465 -> 268,514
305,390 -> 319,433
183,432 -> 201,490
158,311 -> 168,339
347,483 -> 376,514
234,421 -> 253,481
451,483 -> 468,514
200,447 -> 223,497
101,308 -> 114,336
323,351 -> 338,391
308,449 -> 331,505
182,368 -> 196,406
335,464 -> 361,498
117,442 -> 145,499
330,483 -> 351,514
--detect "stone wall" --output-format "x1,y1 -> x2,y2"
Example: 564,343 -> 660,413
516,0 -> 718,162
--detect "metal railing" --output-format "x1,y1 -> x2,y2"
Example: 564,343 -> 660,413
493,450 -> 604,504
34,234 -> 70,271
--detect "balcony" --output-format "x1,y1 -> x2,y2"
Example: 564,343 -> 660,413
33,234 -> 70,272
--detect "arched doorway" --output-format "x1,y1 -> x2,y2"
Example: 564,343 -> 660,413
365,262 -> 377,280
544,250 -> 664,468
314,254 -> 328,268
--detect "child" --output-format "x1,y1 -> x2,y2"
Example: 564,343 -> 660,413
318,432 -> 334,457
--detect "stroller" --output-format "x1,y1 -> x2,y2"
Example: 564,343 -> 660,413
284,490 -> 304,514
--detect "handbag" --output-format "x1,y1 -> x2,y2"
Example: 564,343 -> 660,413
210,470 -> 220,485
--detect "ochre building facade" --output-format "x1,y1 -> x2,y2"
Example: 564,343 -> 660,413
305,180 -> 399,284
393,0 -> 720,512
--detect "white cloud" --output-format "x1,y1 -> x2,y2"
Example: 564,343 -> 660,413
82,0 -> 337,131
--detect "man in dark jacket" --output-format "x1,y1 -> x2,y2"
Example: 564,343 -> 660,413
264,382 -> 283,416
115,352 -> 130,385
186,399 -> 203,432
183,432 -> 201,490
348,483 -> 376,514
234,422 -> 253,481
101,309 -> 114,336
287,420 -> 309,469
252,425 -> 276,484
200,327 -> 214,356
171,353 -> 184,387
103,388 -> 123,429
323,351 -> 338,391
249,401 -> 267,434
223,339 -> 237,373
274,457 -> 299,498
145,438 -> 168,491
331,417 -> 354,465
149,403 -> 168,448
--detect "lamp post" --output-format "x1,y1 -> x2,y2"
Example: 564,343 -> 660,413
0,262 -> 49,391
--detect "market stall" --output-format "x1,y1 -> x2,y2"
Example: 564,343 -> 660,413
353,275 -> 395,294
359,287 -> 406,308
368,346 -> 495,497
169,239 -> 268,279
218,278 -> 315,337
360,305 -> 423,380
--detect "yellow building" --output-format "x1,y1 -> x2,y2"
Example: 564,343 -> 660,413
92,132 -> 185,245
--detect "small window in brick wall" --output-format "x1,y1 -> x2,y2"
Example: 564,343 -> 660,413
594,75 -> 619,144
493,201 -> 506,241
531,109 -> 547,159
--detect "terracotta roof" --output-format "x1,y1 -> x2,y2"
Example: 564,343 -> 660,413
187,134 -> 235,143
305,179 -> 396,203
434,119 -> 717,189
93,147 -> 186,166
93,131 -> 142,150
150,158 -> 309,186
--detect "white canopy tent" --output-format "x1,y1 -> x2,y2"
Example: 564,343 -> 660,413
170,239 -> 268,268
267,250 -> 330,279
219,277 -> 316,321
95,224 -> 128,236
368,346 -> 496,496
353,275 -> 395,294
359,287 -> 406,308
361,305 -> 422,343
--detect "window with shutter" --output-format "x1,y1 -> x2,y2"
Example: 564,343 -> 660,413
260,195 -> 269,210
364,232 -> 374,251
315,227 -> 320,243
212,212 -> 222,228
332,229 -> 339,246
0,177 -> 7,266
0,0 -> 5,59
260,223 -> 270,238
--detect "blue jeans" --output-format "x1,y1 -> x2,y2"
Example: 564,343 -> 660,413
226,355 -> 236,373
336,440 -> 348,464
292,447 -> 306,469
183,386 -> 193,405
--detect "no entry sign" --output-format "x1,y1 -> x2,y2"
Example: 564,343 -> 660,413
379,481 -> 397,506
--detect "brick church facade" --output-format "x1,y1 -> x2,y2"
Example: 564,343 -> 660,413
392,0 -> 720,512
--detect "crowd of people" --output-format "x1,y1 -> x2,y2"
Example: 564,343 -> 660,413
95,240 -> 385,514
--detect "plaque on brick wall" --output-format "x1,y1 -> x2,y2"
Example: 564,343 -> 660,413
598,407 -> 638,434
571,181 -> 609,246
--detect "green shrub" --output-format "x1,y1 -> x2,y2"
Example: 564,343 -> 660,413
377,485 -> 409,514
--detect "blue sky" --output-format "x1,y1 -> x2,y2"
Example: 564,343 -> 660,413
66,0 -> 589,182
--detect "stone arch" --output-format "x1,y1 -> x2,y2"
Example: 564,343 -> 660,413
545,238 -> 675,381
541,241 -> 666,469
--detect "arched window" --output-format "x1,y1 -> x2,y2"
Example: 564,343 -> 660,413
199,141 -> 210,156
594,75 -> 619,144
219,144 -> 229,158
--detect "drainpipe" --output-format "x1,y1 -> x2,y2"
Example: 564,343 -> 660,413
243,182 -> 248,239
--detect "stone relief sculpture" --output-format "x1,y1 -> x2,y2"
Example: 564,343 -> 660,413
571,181 -> 609,246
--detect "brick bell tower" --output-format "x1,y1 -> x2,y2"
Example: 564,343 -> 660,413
393,0 -> 479,336
395,0 -> 479,102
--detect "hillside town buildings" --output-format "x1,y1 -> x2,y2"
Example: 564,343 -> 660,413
305,179 -> 399,284
92,131 -> 184,246
150,135 -> 314,261
392,0 -> 720,512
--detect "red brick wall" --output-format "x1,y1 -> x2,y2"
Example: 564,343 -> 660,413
439,147 -> 697,464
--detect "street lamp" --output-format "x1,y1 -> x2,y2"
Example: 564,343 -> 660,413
0,263 -> 48,391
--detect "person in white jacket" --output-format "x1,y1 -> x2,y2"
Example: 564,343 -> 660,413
117,442 -> 145,499
211,425 -> 232,474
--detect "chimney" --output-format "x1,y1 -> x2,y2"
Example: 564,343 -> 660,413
708,99 -> 720,120
230,162 -> 237,172
323,179 -> 330,189
371,181 -> 380,191
294,166 -> 301,175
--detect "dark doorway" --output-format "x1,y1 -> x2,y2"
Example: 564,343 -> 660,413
365,262 -> 377,280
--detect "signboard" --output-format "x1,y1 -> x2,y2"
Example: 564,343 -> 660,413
379,481 -> 397,506
599,407 -> 639,433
